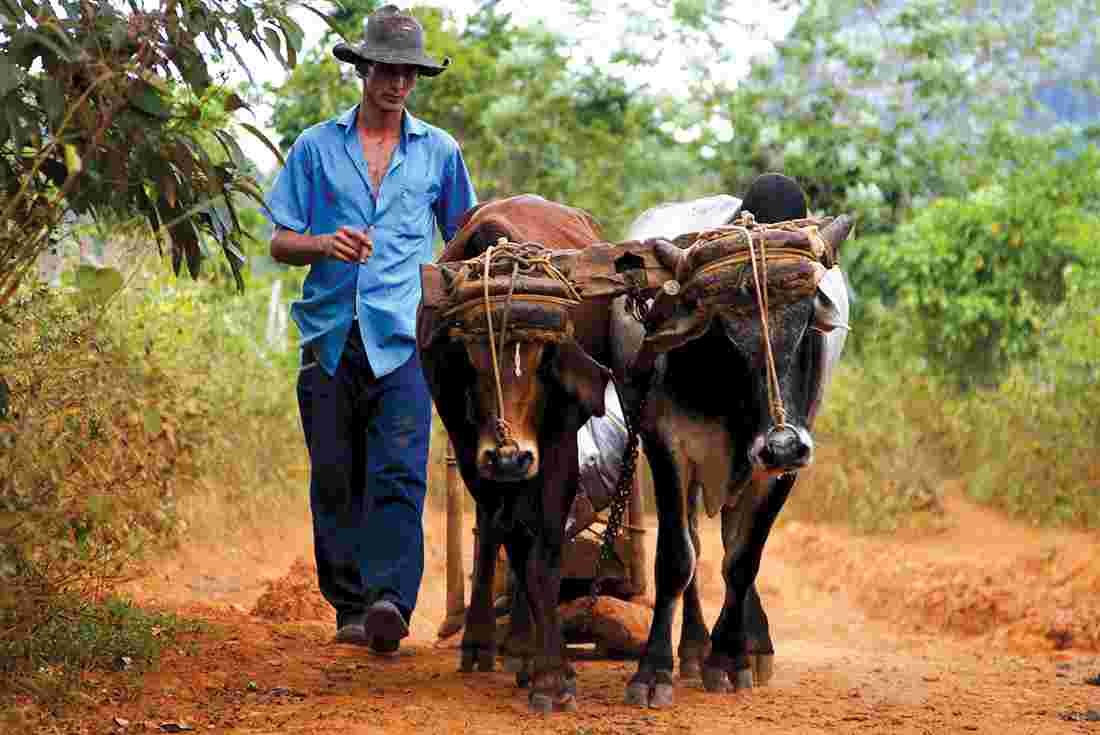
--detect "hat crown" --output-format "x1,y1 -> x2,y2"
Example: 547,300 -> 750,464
366,5 -> 425,54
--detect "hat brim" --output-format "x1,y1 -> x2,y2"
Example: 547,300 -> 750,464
333,43 -> 450,77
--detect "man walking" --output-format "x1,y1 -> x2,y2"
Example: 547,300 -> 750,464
264,5 -> 477,656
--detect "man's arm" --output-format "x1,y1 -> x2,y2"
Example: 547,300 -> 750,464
434,140 -> 478,242
271,227 -> 373,266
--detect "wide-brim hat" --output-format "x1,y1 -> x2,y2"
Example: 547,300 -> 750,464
333,4 -> 450,77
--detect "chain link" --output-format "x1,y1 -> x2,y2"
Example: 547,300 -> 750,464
579,293 -> 653,635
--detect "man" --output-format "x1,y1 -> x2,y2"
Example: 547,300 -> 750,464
264,5 -> 477,656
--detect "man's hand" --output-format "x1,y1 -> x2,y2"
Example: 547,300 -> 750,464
320,227 -> 374,263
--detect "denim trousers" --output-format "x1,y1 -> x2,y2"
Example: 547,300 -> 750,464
296,328 -> 431,627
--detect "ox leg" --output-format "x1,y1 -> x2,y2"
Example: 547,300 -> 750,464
745,581 -> 775,686
704,475 -> 792,693
523,441 -> 579,714
678,513 -> 710,680
461,504 -> 499,673
501,540 -> 535,689
627,441 -> 693,708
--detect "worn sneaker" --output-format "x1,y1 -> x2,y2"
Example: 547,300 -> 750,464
364,599 -> 409,648
334,612 -> 369,645
369,636 -> 401,658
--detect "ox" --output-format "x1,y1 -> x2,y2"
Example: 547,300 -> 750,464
612,173 -> 852,706
417,194 -> 615,713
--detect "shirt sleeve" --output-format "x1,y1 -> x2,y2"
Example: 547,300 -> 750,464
434,142 -> 477,242
263,136 -> 314,234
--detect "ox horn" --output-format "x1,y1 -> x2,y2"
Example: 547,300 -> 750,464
819,214 -> 854,264
649,237 -> 692,284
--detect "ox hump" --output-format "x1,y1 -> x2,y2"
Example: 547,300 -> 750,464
626,194 -> 743,241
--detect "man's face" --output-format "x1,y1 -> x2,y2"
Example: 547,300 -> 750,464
359,63 -> 418,111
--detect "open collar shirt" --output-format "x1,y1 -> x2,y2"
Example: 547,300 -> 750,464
264,105 -> 477,377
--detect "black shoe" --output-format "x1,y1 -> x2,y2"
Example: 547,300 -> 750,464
364,599 -> 409,653
334,612 -> 369,645
369,636 -> 401,658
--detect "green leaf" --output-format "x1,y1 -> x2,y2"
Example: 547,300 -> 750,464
248,254 -> 283,277
63,143 -> 81,174
39,75 -> 65,128
263,27 -> 287,68
74,264 -> 123,305
238,122 -> 286,167
212,129 -> 246,166
129,79 -> 172,119
142,407 -> 162,436
0,57 -> 21,97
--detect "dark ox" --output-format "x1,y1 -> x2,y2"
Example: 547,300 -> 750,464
612,173 -> 851,707
417,194 -> 615,713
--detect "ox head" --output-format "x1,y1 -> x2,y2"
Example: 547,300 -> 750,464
419,195 -> 612,484
463,335 -> 611,481
646,174 -> 852,487
730,175 -> 851,478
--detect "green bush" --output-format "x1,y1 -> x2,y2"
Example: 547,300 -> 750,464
0,256 -> 306,705
858,145 -> 1100,387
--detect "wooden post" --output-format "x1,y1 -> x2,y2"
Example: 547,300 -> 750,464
438,438 -> 466,639
628,471 -> 648,599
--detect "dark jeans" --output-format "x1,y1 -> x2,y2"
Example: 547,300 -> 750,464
296,329 -> 431,627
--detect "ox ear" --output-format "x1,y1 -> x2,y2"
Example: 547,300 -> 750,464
547,340 -> 612,418
813,267 -> 851,334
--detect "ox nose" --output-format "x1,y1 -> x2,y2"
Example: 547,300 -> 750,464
756,426 -> 813,471
487,445 -> 535,480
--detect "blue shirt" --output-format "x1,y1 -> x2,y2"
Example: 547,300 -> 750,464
264,105 -> 477,377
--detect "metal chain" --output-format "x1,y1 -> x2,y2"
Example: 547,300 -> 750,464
579,294 -> 654,634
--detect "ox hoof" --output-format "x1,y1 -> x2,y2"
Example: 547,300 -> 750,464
624,681 -> 650,707
650,683 -> 674,709
733,667 -> 755,690
679,657 -> 703,680
529,691 -> 577,714
625,671 -> 673,707
459,646 -> 496,673
702,667 -> 731,693
563,673 -> 577,697
751,654 -> 774,686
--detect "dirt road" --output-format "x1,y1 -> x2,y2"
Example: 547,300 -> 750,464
61,495 -> 1100,734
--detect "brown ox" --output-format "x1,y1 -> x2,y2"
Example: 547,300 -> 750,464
417,194 -> 614,713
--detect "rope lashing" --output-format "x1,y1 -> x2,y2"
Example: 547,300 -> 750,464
742,213 -> 788,429
477,238 -> 583,448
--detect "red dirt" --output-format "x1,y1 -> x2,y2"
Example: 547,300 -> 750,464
13,493 -> 1100,734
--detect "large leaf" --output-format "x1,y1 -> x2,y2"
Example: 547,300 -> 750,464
238,122 -> 286,167
212,128 -> 246,166
129,79 -> 172,119
0,57 -> 21,97
38,76 -> 65,128
74,264 -> 123,305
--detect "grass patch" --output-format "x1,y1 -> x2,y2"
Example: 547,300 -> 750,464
1,593 -> 203,710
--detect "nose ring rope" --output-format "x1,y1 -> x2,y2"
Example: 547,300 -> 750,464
744,221 -> 788,429
483,244 -> 520,447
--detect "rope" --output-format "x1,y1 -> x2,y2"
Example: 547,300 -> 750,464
482,244 -> 514,447
745,224 -> 788,428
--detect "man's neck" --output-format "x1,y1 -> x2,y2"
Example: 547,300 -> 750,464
357,101 -> 403,137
